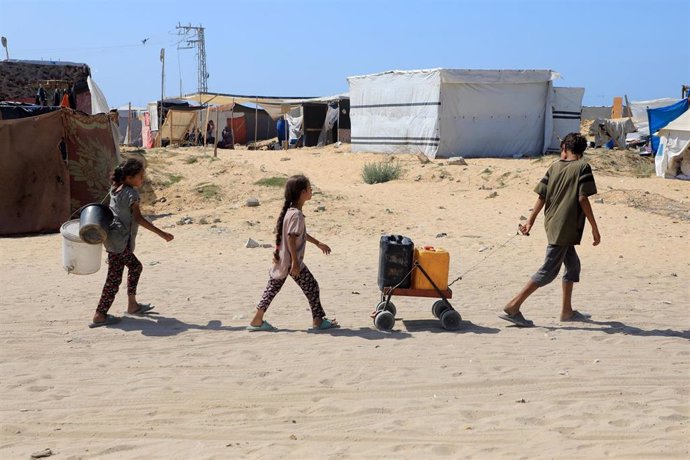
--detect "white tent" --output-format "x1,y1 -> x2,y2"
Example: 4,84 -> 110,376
656,109 -> 690,179
549,86 -> 585,152
347,68 -> 573,159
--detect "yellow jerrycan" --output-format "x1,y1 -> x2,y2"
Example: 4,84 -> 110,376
411,246 -> 450,290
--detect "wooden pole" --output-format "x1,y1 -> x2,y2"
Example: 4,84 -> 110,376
214,105 -> 219,157
203,103 -> 211,155
127,102 -> 132,145
254,97 -> 259,146
231,98 -> 235,147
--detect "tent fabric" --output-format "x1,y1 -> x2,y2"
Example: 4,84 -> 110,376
629,98 -> 677,136
549,87 -> 585,151
180,92 -> 347,120
348,68 -> 560,159
0,110 -> 70,235
158,109 -> 198,143
87,76 -> 109,115
647,98 -> 689,153
656,109 -> 690,179
64,111 -> 120,211
0,109 -> 118,235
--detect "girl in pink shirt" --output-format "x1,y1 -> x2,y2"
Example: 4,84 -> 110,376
248,175 -> 338,331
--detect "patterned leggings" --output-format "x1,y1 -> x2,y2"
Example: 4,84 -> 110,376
96,246 -> 143,314
257,266 -> 325,319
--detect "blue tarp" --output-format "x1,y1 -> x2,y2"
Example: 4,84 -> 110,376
0,103 -> 61,120
648,98 -> 689,153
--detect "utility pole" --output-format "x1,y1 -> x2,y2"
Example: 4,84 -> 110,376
159,48 -> 165,147
175,23 -> 208,95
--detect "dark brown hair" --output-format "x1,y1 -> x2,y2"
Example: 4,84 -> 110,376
111,158 -> 144,185
561,132 -> 588,156
273,175 -> 310,261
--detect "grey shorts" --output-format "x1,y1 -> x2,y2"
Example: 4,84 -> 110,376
531,245 -> 581,286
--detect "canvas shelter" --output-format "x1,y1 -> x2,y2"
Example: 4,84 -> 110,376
116,105 -> 147,147
646,98 -> 689,153
0,106 -> 119,235
181,92 -> 349,147
656,109 -> 690,179
347,69 -> 584,159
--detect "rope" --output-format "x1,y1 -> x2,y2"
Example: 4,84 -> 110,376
447,228 -> 521,287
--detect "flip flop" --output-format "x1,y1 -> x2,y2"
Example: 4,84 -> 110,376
312,318 -> 340,330
128,303 -> 155,315
246,320 -> 277,332
498,311 -> 534,328
89,314 -> 121,328
561,310 -> 592,322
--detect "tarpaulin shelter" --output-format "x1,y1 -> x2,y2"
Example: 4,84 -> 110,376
181,92 -> 349,146
0,106 -> 119,235
0,59 -> 92,113
116,105 -> 147,146
647,98 -> 689,153
656,109 -> 690,179
347,68 -> 580,159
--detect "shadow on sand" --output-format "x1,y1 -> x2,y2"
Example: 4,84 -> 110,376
541,319 -> 690,340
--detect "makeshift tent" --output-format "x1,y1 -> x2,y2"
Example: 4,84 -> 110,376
548,87 -> 585,151
116,105 -> 147,146
629,98 -> 677,136
656,109 -> 690,179
347,69 -> 564,159
181,92 -> 349,146
0,107 -> 119,235
647,98 -> 689,153
157,109 -> 198,145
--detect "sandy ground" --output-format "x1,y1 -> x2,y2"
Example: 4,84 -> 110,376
1,145 -> 688,459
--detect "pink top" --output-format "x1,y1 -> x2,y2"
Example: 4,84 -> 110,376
269,208 -> 306,279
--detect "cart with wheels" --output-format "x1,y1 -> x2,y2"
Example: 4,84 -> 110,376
373,261 -> 462,331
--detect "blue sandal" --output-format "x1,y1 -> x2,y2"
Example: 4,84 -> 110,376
247,321 -> 277,332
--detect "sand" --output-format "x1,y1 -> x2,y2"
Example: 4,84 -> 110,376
1,145 -> 688,459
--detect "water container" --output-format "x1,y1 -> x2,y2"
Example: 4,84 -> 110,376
79,204 -> 114,244
378,235 -> 414,290
61,220 -> 102,275
411,246 -> 450,291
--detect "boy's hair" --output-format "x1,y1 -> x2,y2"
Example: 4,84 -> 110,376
561,132 -> 588,156
112,158 -> 144,185
273,175 -> 310,261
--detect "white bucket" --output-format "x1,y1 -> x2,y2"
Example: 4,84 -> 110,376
60,219 -> 102,275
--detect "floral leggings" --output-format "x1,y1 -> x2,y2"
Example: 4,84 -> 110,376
96,246 -> 143,314
257,266 -> 325,319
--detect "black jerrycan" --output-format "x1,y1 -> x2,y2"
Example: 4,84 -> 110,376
378,235 -> 414,290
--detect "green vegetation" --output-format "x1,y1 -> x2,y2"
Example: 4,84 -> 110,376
361,161 -> 403,184
196,183 -> 221,199
162,174 -> 184,187
185,156 -> 198,164
255,176 -> 288,187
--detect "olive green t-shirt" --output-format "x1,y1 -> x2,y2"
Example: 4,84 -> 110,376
534,158 -> 597,245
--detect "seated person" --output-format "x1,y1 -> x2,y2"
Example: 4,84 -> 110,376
217,125 -> 234,149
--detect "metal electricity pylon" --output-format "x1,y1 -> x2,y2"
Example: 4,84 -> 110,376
175,23 -> 208,94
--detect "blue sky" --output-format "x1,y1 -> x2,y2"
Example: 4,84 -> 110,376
1,0 -> 688,108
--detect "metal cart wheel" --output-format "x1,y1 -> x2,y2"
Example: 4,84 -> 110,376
375,300 -> 397,317
440,309 -> 462,330
432,299 -> 452,319
374,310 -> 395,331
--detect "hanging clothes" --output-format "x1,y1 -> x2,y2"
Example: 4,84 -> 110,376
36,86 -> 47,106
68,86 -> 76,109
60,90 -> 71,108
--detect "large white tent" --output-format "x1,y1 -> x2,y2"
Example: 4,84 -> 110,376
347,68 -> 584,159
656,109 -> 690,179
